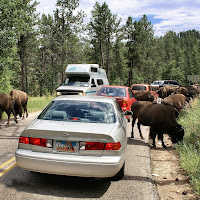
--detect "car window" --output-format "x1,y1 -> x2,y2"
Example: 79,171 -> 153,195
64,76 -> 90,87
132,85 -> 146,90
38,100 -> 116,124
97,87 -> 126,97
153,81 -> 164,85
97,79 -> 104,85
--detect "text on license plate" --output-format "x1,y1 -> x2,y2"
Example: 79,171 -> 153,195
56,141 -> 76,152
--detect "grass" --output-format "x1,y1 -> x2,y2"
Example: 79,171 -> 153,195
27,96 -> 55,113
177,98 -> 200,197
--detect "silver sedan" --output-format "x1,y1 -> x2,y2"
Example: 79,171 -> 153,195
16,95 -> 131,180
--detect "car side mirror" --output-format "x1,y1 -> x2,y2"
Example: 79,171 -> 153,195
124,111 -> 133,116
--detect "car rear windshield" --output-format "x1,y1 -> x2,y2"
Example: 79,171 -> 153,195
132,85 -> 146,90
38,100 -> 116,123
163,80 -> 178,85
97,87 -> 126,97
153,81 -> 164,85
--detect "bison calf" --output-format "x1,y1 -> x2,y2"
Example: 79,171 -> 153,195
0,93 -> 18,126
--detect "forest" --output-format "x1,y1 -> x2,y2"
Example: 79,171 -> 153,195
0,0 -> 200,96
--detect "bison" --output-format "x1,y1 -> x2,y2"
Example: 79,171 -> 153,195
182,85 -> 199,99
157,86 -> 179,98
0,93 -> 18,126
132,90 -> 155,102
131,101 -> 184,148
162,93 -> 190,116
131,101 -> 153,139
10,89 -> 28,118
176,87 -> 188,97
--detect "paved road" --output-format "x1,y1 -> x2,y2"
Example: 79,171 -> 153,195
0,113 -> 159,200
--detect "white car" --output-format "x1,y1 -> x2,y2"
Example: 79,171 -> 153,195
16,95 -> 131,180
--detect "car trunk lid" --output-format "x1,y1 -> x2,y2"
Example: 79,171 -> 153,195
26,119 -> 116,156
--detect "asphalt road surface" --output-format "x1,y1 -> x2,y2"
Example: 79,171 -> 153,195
0,112 -> 159,200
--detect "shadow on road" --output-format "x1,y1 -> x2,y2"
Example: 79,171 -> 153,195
127,137 -> 149,147
1,167 -> 111,199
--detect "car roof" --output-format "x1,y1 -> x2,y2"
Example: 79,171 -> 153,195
131,84 -> 150,86
101,85 -> 129,88
54,95 -> 116,103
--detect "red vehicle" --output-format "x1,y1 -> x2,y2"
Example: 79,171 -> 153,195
131,84 -> 158,102
96,85 -> 136,121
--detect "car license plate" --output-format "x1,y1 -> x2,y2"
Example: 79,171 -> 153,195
56,140 -> 76,152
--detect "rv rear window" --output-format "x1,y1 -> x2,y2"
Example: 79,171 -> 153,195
91,67 -> 98,73
97,79 -> 104,85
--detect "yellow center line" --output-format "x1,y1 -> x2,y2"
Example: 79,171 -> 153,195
0,163 -> 16,178
0,157 -> 16,169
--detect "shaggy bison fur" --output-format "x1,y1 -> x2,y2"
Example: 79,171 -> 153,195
10,89 -> 28,118
162,93 -> 190,116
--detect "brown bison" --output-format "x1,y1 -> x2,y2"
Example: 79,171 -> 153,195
131,101 -> 153,139
157,86 -> 179,98
131,101 -> 184,148
0,93 -> 18,126
176,87 -> 188,97
182,85 -> 199,99
162,93 -> 190,116
10,89 -> 28,118
132,91 -> 155,102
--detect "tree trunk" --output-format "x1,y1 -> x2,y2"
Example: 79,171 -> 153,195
18,35 -> 25,91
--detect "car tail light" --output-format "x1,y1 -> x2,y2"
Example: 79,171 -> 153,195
105,142 -> 121,150
19,136 -> 29,144
29,138 -> 52,148
19,137 -> 52,148
122,99 -> 128,107
80,142 -> 121,150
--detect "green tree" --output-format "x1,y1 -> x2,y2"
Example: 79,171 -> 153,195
54,0 -> 85,83
89,2 -> 121,79
15,0 -> 39,92
124,15 -> 155,85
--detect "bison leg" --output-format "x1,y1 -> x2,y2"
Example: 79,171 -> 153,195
131,116 -> 137,138
5,110 -> 11,125
150,128 -> 157,148
24,104 -> 28,118
158,131 -> 167,149
10,107 -> 18,124
137,121 -> 144,139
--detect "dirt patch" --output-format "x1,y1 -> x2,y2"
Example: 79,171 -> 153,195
150,135 -> 198,200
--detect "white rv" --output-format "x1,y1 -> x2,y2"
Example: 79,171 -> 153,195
56,64 -> 109,95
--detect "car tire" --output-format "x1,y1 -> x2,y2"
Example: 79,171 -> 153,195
111,163 -> 125,181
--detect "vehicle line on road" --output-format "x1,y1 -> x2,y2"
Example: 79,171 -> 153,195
0,157 -> 16,178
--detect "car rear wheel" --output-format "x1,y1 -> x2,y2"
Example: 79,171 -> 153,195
111,163 -> 125,181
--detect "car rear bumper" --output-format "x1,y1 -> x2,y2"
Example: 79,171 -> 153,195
16,149 -> 125,178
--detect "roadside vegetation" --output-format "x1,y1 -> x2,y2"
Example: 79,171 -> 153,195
177,98 -> 200,197
27,96 -> 55,113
